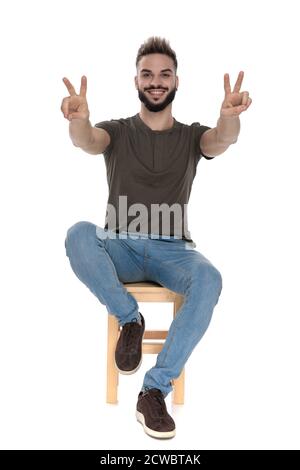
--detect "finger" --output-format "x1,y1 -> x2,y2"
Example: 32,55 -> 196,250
233,71 -> 244,93
61,97 -> 70,118
241,91 -> 249,106
224,73 -> 231,96
226,104 -> 246,116
62,77 -> 77,96
245,97 -> 252,109
234,105 -> 245,115
235,101 -> 251,114
223,98 -> 252,117
69,112 -> 82,120
80,75 -> 87,97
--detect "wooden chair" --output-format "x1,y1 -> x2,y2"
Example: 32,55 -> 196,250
106,281 -> 185,405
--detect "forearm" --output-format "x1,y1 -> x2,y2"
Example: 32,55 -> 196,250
216,115 -> 240,145
69,118 -> 94,149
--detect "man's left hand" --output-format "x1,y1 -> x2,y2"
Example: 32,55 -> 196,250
220,71 -> 252,118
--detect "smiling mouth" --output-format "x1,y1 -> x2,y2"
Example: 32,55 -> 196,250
147,90 -> 166,98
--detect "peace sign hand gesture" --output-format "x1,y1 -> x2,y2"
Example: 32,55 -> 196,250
220,71 -> 252,118
61,75 -> 90,121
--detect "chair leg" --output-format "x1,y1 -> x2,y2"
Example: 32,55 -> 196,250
172,295 -> 185,404
106,314 -> 119,404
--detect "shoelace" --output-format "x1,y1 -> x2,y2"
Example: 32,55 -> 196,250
144,389 -> 167,417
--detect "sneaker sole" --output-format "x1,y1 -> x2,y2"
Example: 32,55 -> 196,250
136,410 -> 176,439
115,355 -> 142,375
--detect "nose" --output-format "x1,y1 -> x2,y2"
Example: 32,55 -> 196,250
149,78 -> 164,88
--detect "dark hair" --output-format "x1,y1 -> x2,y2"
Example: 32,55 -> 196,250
136,36 -> 177,72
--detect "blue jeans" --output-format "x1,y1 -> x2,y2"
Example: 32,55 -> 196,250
64,221 -> 222,397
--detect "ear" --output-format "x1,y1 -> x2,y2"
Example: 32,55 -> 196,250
176,75 -> 179,90
134,76 -> 138,90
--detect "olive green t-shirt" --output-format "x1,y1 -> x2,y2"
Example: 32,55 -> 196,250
94,113 -> 214,246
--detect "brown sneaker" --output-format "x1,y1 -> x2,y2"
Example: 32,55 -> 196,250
136,388 -> 176,439
115,312 -> 145,374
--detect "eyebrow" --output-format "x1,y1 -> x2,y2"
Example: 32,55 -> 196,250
140,68 -> 173,73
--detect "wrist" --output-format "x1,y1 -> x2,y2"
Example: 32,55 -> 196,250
219,112 -> 240,121
217,114 -> 240,144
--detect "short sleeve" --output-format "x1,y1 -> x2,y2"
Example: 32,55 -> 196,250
94,119 -> 120,156
191,122 -> 215,162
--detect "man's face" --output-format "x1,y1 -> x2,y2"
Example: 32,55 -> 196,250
135,53 -> 178,113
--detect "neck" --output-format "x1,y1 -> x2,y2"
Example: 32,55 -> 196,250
139,106 -> 174,131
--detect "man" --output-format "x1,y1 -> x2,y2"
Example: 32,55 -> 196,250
62,36 -> 252,439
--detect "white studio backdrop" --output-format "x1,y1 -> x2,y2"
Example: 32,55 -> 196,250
0,0 -> 299,450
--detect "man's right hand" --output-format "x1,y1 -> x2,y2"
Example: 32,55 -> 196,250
61,75 -> 90,121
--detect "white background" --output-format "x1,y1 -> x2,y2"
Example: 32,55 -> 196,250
0,0 -> 299,450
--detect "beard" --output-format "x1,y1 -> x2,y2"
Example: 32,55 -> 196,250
137,85 -> 177,112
